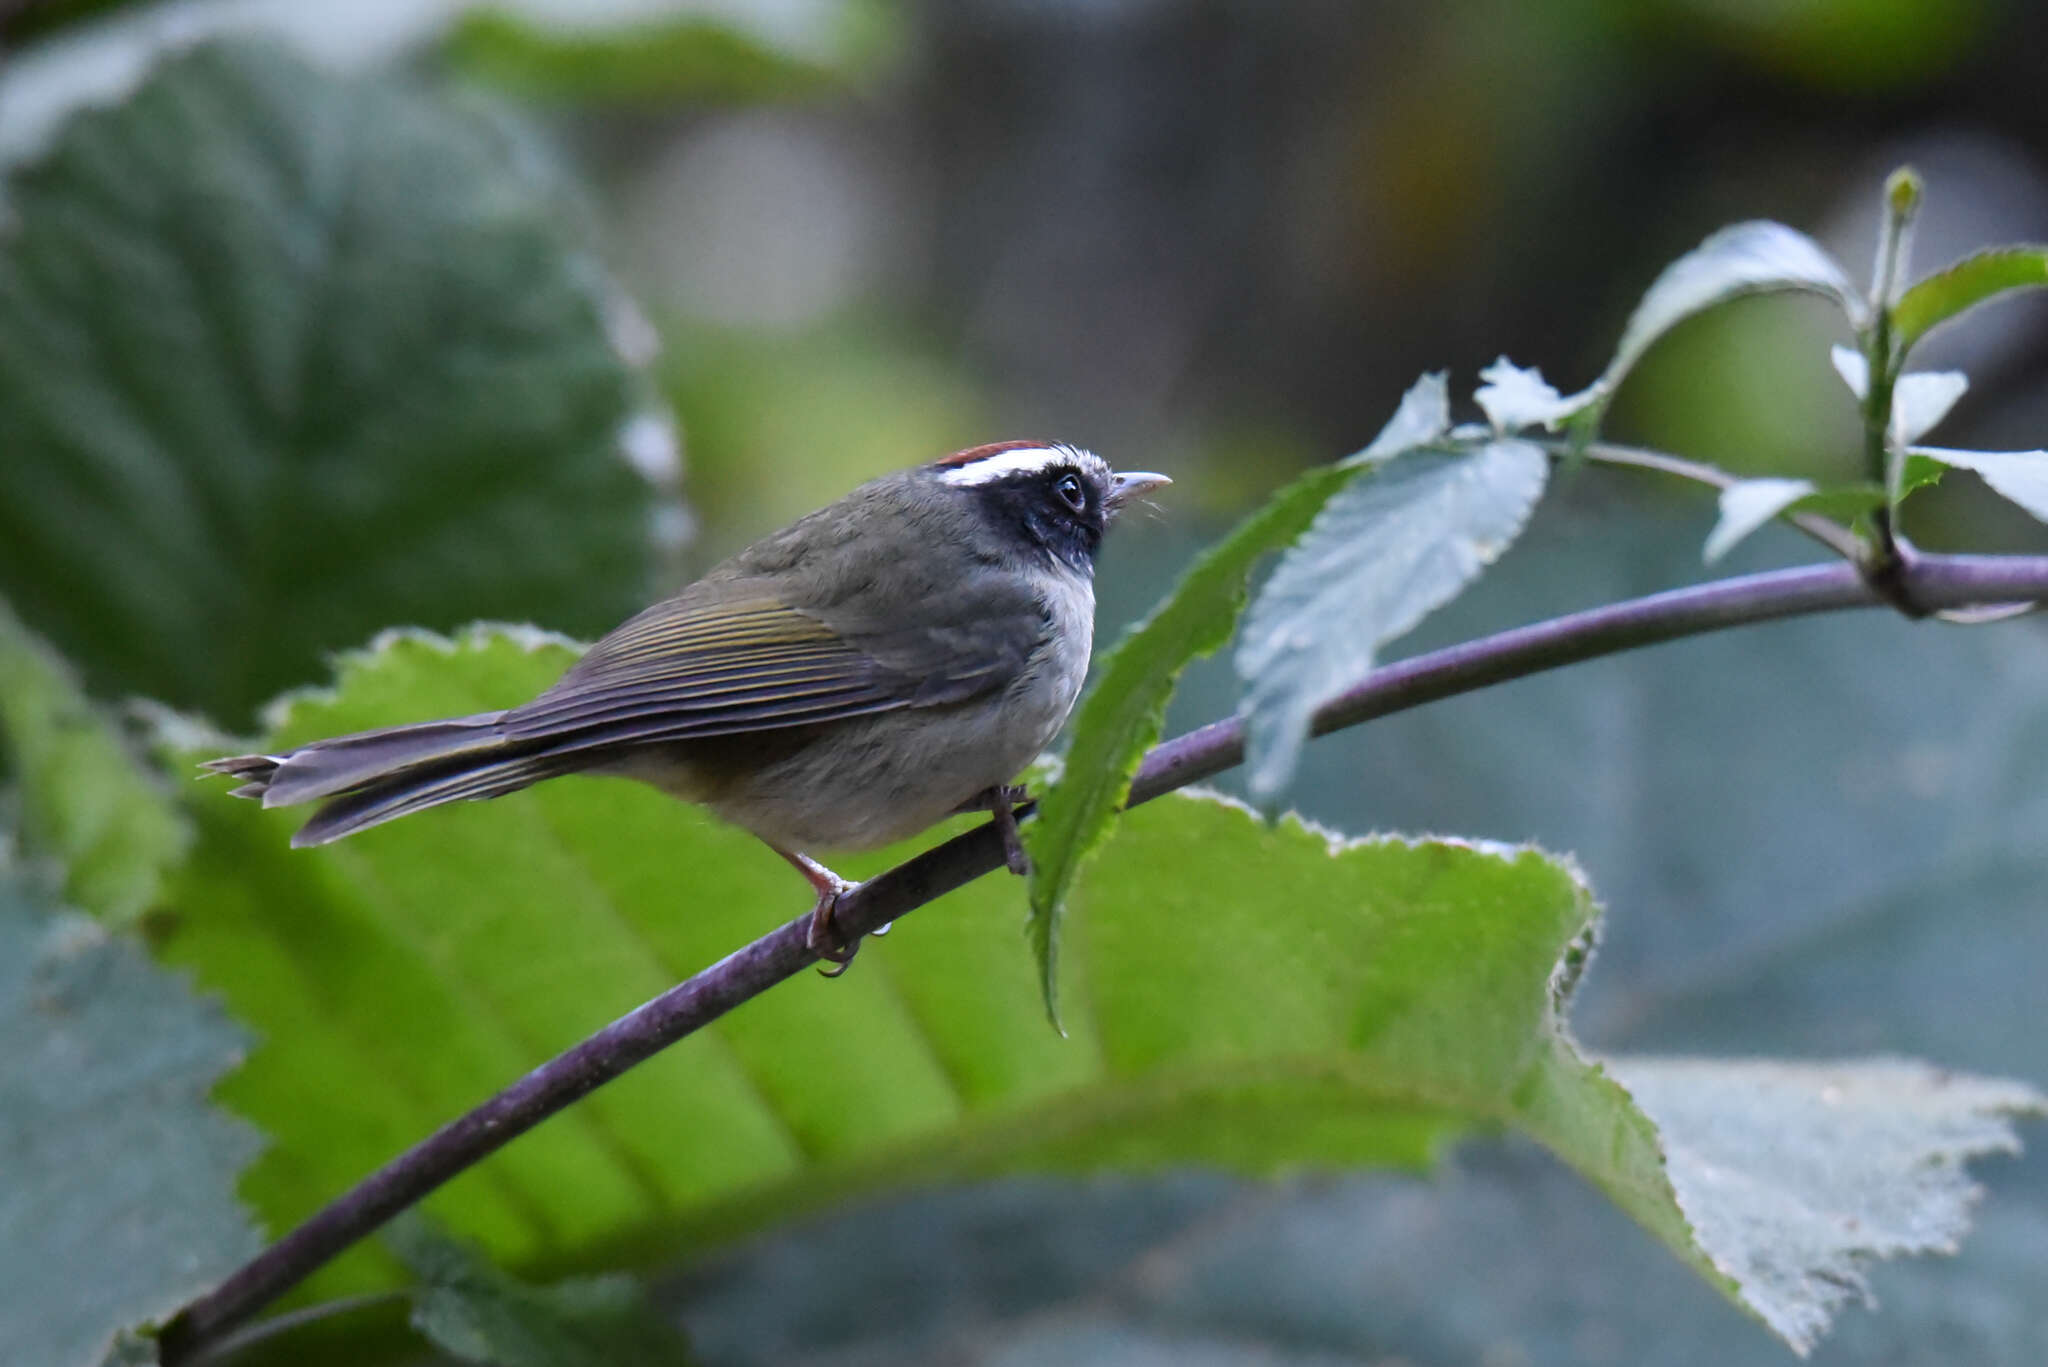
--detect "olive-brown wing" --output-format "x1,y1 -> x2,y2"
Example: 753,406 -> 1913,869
500,582 -> 1041,753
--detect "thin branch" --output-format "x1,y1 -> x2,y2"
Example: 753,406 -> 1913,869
157,550 -> 2048,1363
1565,439 -> 1866,561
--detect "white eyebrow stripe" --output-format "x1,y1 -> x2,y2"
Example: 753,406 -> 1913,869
940,444 -> 1107,487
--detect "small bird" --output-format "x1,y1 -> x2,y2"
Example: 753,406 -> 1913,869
206,443 -> 1168,967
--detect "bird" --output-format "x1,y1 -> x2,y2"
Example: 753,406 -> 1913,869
205,442 -> 1169,969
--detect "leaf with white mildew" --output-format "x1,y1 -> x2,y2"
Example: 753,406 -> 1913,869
1912,448 -> 2048,525
1593,222 -> 1864,420
1890,372 -> 1969,446
1703,478 -> 1818,563
1237,440 -> 1550,798
1473,359 -> 1592,433
1609,1057 -> 2042,1356
1830,344 -> 1869,400
1354,372 -> 1452,461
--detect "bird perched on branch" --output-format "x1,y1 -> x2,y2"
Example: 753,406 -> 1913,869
206,443 -> 1169,969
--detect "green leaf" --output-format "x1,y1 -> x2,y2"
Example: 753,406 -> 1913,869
1237,441 -> 1549,798
1702,477 -> 1816,563
1023,462 -> 1359,1030
0,40 -> 669,724
1593,221 -> 1864,416
95,1330 -> 161,1367
1911,447 -> 2048,525
389,1214 -> 693,1367
448,1 -> 902,101
0,600 -> 187,926
1893,245 -> 2048,352
1897,452 -> 1947,502
153,629 -> 2039,1350
0,862 -> 262,1367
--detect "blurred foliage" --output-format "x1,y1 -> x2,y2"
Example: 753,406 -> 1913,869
446,1 -> 904,103
659,322 -> 989,570
0,863 -> 261,1367
0,601 -> 187,926
389,1215 -> 697,1367
0,0 -> 143,44
0,40 -> 666,727
1657,0 -> 1990,90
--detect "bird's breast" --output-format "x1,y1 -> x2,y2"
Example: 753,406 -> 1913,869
687,564 -> 1096,854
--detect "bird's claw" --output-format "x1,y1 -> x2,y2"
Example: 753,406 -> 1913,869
773,846 -> 864,977
985,784 -> 1032,877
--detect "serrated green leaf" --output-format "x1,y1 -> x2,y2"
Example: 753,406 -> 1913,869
0,863 -> 262,1367
448,1 -> 901,101
1893,245 -> 2048,352
1023,462 -> 1359,1030
1596,221 -> 1864,415
1897,452 -> 1947,502
154,628 -> 2038,1351
1702,478 -> 1817,563
0,40 -> 668,724
1237,441 -> 1549,799
0,600 -> 187,926
389,1214 -> 693,1367
1910,447 -> 2048,525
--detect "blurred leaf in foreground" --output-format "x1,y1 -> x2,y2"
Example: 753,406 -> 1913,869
0,39 -> 670,724
154,627 -> 2035,1350
0,600 -> 187,926
448,0 -> 904,102
0,863 -> 262,1367
389,1214 -> 694,1367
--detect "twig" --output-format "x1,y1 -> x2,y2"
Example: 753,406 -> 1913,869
1565,440 -> 1865,561
156,550 -> 2048,1362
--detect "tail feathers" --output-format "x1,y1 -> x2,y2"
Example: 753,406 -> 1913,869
202,710 -> 567,845
289,751 -> 571,846
203,712 -> 510,808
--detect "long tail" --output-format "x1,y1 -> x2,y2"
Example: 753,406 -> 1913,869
203,713 -> 572,847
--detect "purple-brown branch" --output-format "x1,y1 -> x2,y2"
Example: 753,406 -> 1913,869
157,550 -> 2048,1361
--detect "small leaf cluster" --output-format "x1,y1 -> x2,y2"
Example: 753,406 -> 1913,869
1029,171 -> 2048,997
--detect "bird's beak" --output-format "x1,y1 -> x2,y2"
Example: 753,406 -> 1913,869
1107,470 -> 1172,508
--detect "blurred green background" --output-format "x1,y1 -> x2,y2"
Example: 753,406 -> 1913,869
5,0 -> 2048,1362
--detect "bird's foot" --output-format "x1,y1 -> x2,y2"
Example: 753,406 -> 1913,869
978,784 -> 1032,878
773,847 -> 863,977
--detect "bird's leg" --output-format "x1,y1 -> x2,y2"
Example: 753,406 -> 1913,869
972,784 -> 1032,877
772,846 -> 862,977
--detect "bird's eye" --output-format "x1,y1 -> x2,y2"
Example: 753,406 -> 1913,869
1054,472 -> 1087,512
